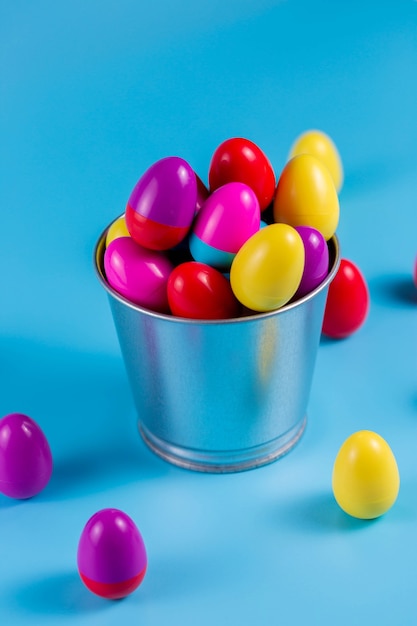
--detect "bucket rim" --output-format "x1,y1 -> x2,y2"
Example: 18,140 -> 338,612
94,217 -> 340,326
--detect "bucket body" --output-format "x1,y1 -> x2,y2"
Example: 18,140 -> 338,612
95,229 -> 339,472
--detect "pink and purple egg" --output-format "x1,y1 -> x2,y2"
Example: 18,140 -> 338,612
0,413 -> 53,499
294,226 -> 329,299
189,182 -> 260,271
125,156 -> 197,251
104,237 -> 173,312
77,508 -> 147,600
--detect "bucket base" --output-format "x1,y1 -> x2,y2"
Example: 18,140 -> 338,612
138,417 -> 307,473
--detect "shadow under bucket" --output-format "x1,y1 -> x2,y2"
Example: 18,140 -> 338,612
94,229 -> 340,473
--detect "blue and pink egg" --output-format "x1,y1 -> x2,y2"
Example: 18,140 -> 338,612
189,181 -> 260,271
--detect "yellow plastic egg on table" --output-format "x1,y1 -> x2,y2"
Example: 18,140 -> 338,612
289,129 -> 344,192
273,153 -> 339,241
332,430 -> 400,520
106,215 -> 130,247
230,223 -> 305,312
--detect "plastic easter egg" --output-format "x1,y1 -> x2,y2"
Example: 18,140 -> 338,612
77,508 -> 147,599
104,237 -> 173,313
208,137 -> 276,211
230,223 -> 305,312
167,261 -> 240,320
125,156 -> 197,250
189,182 -> 260,271
106,215 -> 130,247
0,413 -> 53,499
332,431 -> 400,519
322,258 -> 369,338
294,226 -> 329,299
273,154 -> 339,241
289,129 -> 344,192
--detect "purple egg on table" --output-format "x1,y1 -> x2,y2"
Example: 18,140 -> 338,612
294,225 -> 329,298
0,413 -> 53,499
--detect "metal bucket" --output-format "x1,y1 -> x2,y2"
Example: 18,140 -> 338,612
94,225 -> 340,473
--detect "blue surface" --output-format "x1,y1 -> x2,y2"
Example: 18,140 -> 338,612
1,1 -> 416,624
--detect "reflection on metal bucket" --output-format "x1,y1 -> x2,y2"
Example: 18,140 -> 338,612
94,229 -> 340,473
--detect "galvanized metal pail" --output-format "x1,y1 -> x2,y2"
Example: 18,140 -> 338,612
94,226 -> 340,473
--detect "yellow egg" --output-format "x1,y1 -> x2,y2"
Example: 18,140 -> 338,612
230,223 -> 305,312
289,129 -> 344,192
105,215 -> 130,247
332,430 -> 400,519
273,154 -> 339,241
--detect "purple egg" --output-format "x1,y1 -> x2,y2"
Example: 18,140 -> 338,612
0,413 -> 53,499
104,237 -> 173,312
189,182 -> 260,270
125,156 -> 197,250
294,226 -> 329,298
77,508 -> 147,599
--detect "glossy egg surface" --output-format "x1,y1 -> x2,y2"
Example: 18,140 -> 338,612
230,223 -> 305,312
0,413 -> 53,499
167,261 -> 240,319
104,237 -> 173,312
273,154 -> 339,241
77,508 -> 147,599
332,431 -> 400,519
126,156 -> 197,250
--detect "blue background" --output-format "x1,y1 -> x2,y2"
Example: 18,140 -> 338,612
1,1 -> 416,624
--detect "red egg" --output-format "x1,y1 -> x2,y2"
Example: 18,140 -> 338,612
167,261 -> 240,320
322,258 -> 369,338
208,137 -> 276,211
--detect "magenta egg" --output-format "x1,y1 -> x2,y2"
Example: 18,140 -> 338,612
189,182 -> 260,270
0,413 -> 53,499
77,508 -> 147,600
294,225 -> 329,298
125,156 -> 197,250
104,237 -> 173,312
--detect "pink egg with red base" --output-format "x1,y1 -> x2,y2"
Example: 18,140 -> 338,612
189,182 -> 260,271
104,237 -> 173,313
125,156 -> 197,250
0,413 -> 53,499
77,508 -> 147,600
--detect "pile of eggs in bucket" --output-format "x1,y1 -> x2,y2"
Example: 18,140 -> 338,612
102,130 -> 369,337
